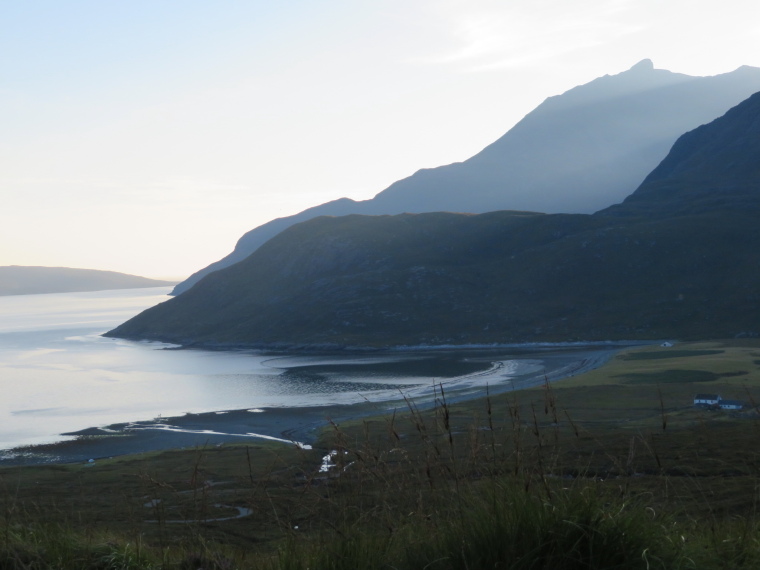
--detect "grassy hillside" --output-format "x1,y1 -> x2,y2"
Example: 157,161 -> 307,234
3,339 -> 760,568
107,208 -> 760,346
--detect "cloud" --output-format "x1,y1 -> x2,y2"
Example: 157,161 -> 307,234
413,0 -> 644,72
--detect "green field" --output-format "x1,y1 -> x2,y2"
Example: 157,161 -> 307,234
3,339 -> 760,568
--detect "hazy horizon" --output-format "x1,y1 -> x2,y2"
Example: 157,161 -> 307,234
3,1 -> 760,279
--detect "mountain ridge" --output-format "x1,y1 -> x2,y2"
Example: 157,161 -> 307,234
172,61 -> 760,295
106,87 -> 760,347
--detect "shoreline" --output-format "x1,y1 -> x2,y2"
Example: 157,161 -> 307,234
128,337 -> 656,353
0,344 -> 630,467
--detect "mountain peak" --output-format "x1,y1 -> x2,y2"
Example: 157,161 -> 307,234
628,59 -> 654,72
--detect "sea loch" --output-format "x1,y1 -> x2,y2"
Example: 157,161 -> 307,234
0,287 -> 624,463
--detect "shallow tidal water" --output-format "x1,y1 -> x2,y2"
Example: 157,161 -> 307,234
0,287 -> 627,462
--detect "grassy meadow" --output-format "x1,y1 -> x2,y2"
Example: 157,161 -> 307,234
3,339 -> 760,568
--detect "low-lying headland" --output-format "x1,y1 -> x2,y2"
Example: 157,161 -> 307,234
3,339 -> 760,569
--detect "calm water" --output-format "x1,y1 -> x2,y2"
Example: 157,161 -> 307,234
0,287 -> 619,453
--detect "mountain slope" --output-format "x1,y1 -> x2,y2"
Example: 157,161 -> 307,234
0,266 -> 175,296
107,88 -> 760,346
106,210 -> 760,346
172,60 -> 760,295
602,91 -> 760,217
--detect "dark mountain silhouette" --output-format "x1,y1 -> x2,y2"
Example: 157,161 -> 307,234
172,60 -> 760,295
107,90 -> 760,347
0,266 -> 175,296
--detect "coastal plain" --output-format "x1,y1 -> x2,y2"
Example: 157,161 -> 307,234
2,339 -> 760,558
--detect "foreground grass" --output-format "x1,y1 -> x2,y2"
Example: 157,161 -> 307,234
2,339 -> 760,568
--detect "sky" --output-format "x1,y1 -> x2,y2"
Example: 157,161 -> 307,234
2,1 -> 759,280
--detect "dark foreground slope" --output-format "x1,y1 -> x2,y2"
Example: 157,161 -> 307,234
108,93 -> 760,347
172,61 -> 760,295
0,266 -> 174,296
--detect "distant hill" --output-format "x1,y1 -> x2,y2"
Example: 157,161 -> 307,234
0,266 -> 175,296
106,91 -> 760,347
172,60 -> 760,295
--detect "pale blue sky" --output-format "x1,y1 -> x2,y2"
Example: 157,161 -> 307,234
2,1 -> 759,278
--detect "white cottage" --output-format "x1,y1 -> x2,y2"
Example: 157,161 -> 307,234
693,394 -> 721,407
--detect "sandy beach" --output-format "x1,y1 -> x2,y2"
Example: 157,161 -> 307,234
2,401 -> 386,466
